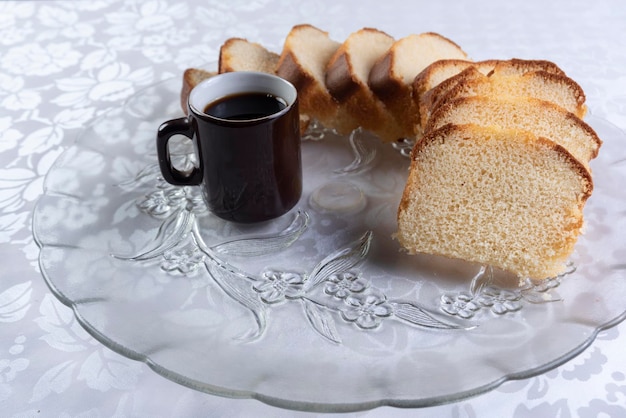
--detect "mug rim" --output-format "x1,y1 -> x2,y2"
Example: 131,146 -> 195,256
188,71 -> 298,124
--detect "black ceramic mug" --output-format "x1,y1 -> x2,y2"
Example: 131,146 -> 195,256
156,71 -> 302,223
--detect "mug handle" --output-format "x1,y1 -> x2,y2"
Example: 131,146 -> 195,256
156,117 -> 203,185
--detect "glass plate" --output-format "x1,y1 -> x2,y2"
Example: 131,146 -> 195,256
33,75 -> 626,412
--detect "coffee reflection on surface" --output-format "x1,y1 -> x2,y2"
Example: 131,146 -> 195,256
203,92 -> 287,120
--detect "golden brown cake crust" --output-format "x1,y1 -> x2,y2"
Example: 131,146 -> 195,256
533,136 -> 594,199
368,52 -> 402,101
275,51 -> 315,95
325,51 -> 359,102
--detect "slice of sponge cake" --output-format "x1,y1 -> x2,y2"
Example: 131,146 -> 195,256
218,37 -> 280,74
396,123 -> 593,280
368,32 -> 468,139
275,24 -> 341,131
324,27 -> 402,140
432,69 -> 587,121
416,59 -> 569,130
425,95 -> 602,170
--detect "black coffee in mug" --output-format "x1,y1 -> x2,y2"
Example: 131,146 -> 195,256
204,92 -> 287,120
157,71 -> 302,223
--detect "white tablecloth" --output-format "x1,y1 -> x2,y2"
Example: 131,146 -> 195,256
2,0 -> 626,416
